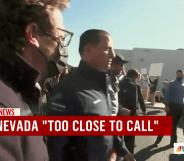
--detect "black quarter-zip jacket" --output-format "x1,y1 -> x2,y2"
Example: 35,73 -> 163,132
48,60 -> 128,161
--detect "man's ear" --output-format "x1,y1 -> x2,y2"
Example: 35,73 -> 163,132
25,23 -> 40,48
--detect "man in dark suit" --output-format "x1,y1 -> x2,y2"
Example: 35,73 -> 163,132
118,69 -> 140,154
48,29 -> 135,161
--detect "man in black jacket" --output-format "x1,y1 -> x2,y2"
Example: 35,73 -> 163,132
109,54 -> 130,116
136,75 -> 147,116
48,29 -> 135,161
118,69 -> 140,155
0,1 -> 71,161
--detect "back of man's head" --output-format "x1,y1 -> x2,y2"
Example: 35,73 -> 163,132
0,4 -> 58,56
127,69 -> 140,78
79,29 -> 110,56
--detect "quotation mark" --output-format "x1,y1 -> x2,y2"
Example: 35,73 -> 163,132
43,120 -> 47,125
154,120 -> 159,125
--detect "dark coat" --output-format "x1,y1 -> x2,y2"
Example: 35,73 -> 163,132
118,77 -> 138,116
48,61 -> 128,161
136,84 -> 146,112
149,78 -> 158,93
0,52 -> 48,161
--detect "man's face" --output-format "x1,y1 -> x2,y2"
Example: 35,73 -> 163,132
38,8 -> 66,79
89,34 -> 116,72
110,63 -> 124,76
40,8 -> 65,60
176,72 -> 184,78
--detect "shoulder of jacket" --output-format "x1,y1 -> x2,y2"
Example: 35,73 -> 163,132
0,80 -> 25,109
52,72 -> 80,96
169,80 -> 175,85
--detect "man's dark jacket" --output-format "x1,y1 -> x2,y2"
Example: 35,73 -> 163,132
118,77 -> 137,116
137,84 -> 146,112
0,52 -> 48,161
48,61 -> 128,161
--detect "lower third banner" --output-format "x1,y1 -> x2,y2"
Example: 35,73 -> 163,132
0,116 -> 172,136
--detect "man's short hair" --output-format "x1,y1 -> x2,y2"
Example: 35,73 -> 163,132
79,29 -> 110,56
127,69 -> 140,78
176,70 -> 183,74
0,3 -> 57,56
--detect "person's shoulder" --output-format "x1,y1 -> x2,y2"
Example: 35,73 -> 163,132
120,78 -> 135,88
120,77 -> 129,84
52,73 -> 73,92
167,80 -> 175,88
0,79 -> 25,108
169,80 -> 175,85
51,71 -> 82,96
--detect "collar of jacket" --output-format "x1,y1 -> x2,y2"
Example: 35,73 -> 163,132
175,79 -> 184,83
0,51 -> 41,103
124,77 -> 136,85
77,60 -> 108,94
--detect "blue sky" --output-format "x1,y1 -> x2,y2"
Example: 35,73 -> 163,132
63,0 -> 184,66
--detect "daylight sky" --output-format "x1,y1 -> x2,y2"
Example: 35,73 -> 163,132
62,0 -> 184,66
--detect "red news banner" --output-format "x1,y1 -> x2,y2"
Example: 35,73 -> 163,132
0,116 -> 172,136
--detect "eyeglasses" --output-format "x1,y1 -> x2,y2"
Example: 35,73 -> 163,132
45,28 -> 73,47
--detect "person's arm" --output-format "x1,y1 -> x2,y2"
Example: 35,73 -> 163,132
118,105 -> 131,116
163,82 -> 172,105
118,81 -> 125,107
163,82 -> 172,112
137,85 -> 147,115
155,78 -> 159,86
127,83 -> 137,115
113,136 -> 135,161
149,77 -> 153,84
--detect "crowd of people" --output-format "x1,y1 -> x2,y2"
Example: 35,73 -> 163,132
0,1 -> 183,161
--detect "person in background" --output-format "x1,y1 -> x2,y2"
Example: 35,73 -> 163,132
136,74 -> 147,116
153,70 -> 184,147
108,54 -> 131,161
109,54 -> 130,116
149,77 -> 159,106
162,79 -> 169,97
118,69 -> 140,155
59,65 -> 69,82
118,66 -> 127,81
133,74 -> 147,148
141,74 -> 150,101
